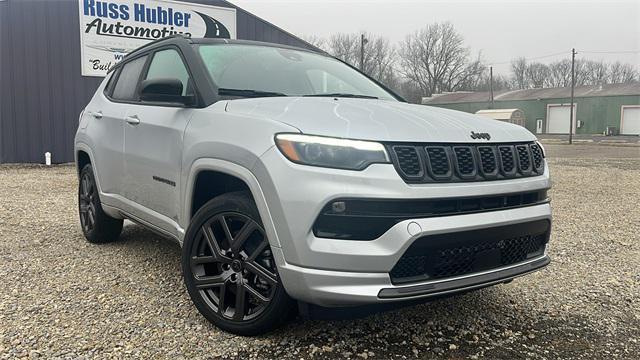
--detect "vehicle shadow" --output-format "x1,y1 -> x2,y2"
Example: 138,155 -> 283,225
107,223 -> 607,359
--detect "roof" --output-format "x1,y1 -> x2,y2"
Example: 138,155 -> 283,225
423,83 -> 640,105
476,109 -> 522,120
118,36 -> 324,72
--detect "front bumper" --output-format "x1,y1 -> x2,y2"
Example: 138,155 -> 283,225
254,147 -> 552,306
272,203 -> 551,306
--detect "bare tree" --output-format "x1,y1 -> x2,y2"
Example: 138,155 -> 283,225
444,53 -> 487,92
584,61 -> 609,85
525,62 -> 550,88
302,35 -> 326,51
326,33 -> 358,63
609,62 -> 638,83
323,32 -> 398,87
398,80 -> 424,104
510,57 -> 528,89
547,59 -> 572,87
397,22 -> 484,97
473,71 -> 512,92
573,59 -> 591,86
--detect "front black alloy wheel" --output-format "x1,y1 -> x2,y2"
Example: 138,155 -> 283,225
78,164 -> 123,243
182,192 -> 294,335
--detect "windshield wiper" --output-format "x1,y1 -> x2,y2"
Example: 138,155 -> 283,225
304,93 -> 378,99
218,88 -> 288,98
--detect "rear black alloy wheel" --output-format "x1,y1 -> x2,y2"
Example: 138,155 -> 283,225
79,172 -> 97,233
183,192 -> 294,335
78,164 -> 123,243
192,212 -> 277,321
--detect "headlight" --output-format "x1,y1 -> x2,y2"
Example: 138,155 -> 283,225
275,133 -> 390,170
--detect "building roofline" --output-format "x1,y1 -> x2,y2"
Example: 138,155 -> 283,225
423,83 -> 640,105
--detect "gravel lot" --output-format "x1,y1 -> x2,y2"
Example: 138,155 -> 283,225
1,145 -> 639,359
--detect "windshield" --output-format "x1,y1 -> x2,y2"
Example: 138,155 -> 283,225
197,44 -> 397,101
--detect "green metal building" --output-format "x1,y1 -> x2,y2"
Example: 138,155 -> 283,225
422,83 -> 640,136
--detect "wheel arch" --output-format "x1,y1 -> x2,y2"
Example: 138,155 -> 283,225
75,143 -> 100,188
183,158 -> 282,248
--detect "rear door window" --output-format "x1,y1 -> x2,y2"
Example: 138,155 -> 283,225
112,56 -> 147,101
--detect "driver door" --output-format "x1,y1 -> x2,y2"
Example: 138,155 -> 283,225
122,47 -> 197,235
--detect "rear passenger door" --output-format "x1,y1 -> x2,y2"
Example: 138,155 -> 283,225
121,47 -> 197,234
91,55 -> 147,197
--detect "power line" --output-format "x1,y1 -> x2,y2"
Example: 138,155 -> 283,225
580,50 -> 640,54
487,51 -> 569,66
487,49 -> 639,66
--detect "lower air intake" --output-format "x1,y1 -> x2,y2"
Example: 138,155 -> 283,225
390,220 -> 550,284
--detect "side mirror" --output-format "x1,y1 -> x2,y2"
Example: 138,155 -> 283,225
140,78 -> 194,105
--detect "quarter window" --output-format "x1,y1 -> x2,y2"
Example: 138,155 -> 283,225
145,49 -> 193,96
112,56 -> 147,101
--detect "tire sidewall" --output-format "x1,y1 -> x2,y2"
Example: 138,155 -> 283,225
78,164 -> 122,243
79,164 -> 99,239
182,192 -> 293,336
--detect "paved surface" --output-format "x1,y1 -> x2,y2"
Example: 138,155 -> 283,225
544,144 -> 640,160
1,145 -> 639,359
539,134 -> 640,146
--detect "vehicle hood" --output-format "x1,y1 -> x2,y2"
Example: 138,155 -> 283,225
225,97 -> 536,143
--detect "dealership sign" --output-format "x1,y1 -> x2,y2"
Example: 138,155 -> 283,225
78,0 -> 236,76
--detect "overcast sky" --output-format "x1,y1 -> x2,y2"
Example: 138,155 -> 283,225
231,0 -> 640,75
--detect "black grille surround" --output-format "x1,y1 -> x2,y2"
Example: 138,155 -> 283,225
388,142 -> 545,183
390,220 -> 550,284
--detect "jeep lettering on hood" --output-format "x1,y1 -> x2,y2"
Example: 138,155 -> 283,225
224,97 -> 536,143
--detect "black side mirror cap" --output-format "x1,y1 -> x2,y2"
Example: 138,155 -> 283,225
140,78 -> 193,105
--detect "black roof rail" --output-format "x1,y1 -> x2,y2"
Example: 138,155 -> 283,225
122,34 -> 192,60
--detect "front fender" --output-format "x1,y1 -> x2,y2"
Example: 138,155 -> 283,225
181,158 -> 282,249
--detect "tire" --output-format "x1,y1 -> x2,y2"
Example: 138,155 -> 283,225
78,164 -> 123,243
182,192 -> 295,336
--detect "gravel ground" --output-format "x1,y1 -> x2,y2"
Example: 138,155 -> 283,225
1,145 -> 639,359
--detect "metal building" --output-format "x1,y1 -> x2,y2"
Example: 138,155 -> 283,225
423,84 -> 640,136
0,0 -> 316,163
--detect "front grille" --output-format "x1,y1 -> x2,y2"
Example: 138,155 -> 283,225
478,146 -> 497,175
453,147 -> 476,177
390,220 -> 550,284
392,146 -> 423,177
498,146 -> 516,175
516,145 -> 532,174
389,142 -> 544,183
530,144 -> 544,172
425,147 -> 451,177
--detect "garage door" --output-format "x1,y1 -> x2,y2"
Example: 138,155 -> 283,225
621,106 -> 640,135
547,105 -> 576,134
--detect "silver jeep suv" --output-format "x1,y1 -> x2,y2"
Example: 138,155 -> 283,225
75,35 -> 551,335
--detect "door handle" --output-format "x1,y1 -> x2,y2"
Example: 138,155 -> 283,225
89,111 -> 103,119
125,115 -> 140,125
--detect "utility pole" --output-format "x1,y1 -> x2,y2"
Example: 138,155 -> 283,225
569,48 -> 576,144
360,34 -> 368,72
489,66 -> 495,109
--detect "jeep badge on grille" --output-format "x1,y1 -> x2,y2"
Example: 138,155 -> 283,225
470,131 -> 491,140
